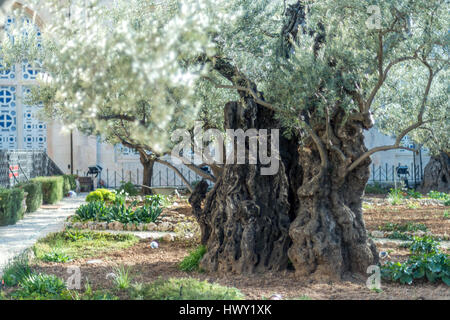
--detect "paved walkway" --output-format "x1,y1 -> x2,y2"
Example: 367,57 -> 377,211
0,193 -> 86,275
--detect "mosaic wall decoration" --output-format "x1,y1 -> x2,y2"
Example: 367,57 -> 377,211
0,16 -> 45,150
0,86 -> 17,149
22,87 -> 46,149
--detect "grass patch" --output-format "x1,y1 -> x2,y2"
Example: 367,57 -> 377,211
179,245 -> 206,272
33,230 -> 140,261
129,277 -> 245,300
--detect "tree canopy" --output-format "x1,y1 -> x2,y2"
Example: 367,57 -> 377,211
1,0 -> 448,171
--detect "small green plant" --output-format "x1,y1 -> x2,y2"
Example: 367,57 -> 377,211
113,265 -> 132,290
179,245 -> 207,272
116,182 -> 139,196
15,273 -> 66,297
408,235 -> 440,255
129,277 -> 245,300
427,191 -> 450,201
388,188 -> 405,205
387,231 -> 412,241
364,183 -> 389,194
381,236 -> 449,286
406,189 -> 422,199
1,251 -> 32,287
40,249 -> 72,263
444,210 -> 450,219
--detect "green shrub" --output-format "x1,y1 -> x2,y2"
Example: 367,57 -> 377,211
381,237 -> 449,285
0,187 -> 25,226
85,189 -> 116,203
98,189 -> 116,202
129,278 -> 245,300
63,174 -> 77,191
85,190 -> 103,203
179,245 -> 206,272
116,181 -> 139,196
62,175 -> 72,195
33,176 -> 64,204
1,251 -> 32,287
17,181 -> 42,213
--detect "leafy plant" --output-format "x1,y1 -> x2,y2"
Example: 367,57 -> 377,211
408,236 -> 440,255
75,197 -> 162,224
129,277 -> 245,300
444,210 -> 450,219
427,191 -> 450,201
381,237 -> 449,285
179,245 -> 206,272
16,273 -> 66,297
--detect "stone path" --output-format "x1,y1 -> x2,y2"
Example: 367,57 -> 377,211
0,193 -> 86,276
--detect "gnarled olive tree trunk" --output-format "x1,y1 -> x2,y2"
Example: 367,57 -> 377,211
419,152 -> 450,194
288,114 -> 378,279
190,100 -> 301,273
189,100 -> 378,279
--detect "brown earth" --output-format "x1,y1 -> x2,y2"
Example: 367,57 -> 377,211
28,199 -> 450,300
31,239 -> 450,300
363,204 -> 449,235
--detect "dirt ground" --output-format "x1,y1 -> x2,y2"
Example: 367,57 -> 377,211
32,240 -> 450,300
363,204 -> 449,235
30,198 -> 450,300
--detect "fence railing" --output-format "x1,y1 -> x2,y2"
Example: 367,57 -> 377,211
368,163 -> 423,187
75,163 -> 211,189
0,149 -> 64,188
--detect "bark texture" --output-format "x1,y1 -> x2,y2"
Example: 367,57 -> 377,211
420,152 -> 450,193
190,100 -> 300,273
140,154 -> 155,195
288,113 -> 378,280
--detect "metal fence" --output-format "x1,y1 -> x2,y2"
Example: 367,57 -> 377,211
0,149 -> 64,188
368,163 -> 423,187
75,163 -> 211,189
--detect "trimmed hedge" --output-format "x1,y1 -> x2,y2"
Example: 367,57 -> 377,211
62,175 -> 71,196
33,176 -> 64,204
17,181 -> 43,213
0,188 -> 25,226
62,175 -> 77,195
